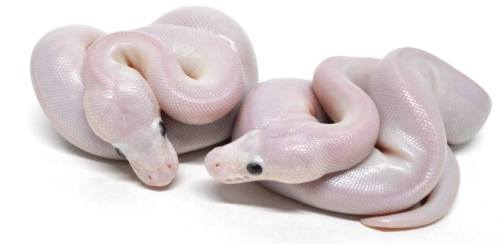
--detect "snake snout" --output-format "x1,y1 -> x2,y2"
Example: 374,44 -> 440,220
130,160 -> 178,187
205,147 -> 242,183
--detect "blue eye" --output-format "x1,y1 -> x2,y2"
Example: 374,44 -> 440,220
246,162 -> 263,175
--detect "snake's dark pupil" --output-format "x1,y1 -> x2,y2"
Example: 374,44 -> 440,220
115,148 -> 125,158
246,162 -> 263,175
159,121 -> 166,137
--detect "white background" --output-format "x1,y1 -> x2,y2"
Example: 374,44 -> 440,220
1,0 -> 499,243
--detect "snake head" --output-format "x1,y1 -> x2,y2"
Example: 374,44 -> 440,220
112,118 -> 179,187
81,34 -> 181,187
205,129 -> 267,183
83,78 -> 179,187
205,121 -> 319,184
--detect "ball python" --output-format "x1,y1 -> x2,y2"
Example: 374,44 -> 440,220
31,6 -> 257,186
205,48 -> 491,229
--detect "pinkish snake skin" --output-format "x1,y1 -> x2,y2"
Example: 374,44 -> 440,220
31,6 -> 491,230
31,6 -> 258,187
205,49 -> 491,229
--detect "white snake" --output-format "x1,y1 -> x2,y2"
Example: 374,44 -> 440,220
32,6 -> 491,229
31,6 -> 258,186
205,48 -> 491,229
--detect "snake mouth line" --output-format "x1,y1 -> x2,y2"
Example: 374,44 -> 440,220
221,175 -> 250,182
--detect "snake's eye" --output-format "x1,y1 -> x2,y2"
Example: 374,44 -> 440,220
246,162 -> 263,175
115,147 -> 125,158
159,121 -> 166,137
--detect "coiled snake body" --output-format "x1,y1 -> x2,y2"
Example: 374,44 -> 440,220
205,48 -> 491,228
31,6 -> 491,229
31,7 -> 258,186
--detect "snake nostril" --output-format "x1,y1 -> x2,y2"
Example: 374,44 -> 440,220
147,175 -> 152,180
167,164 -> 172,169
215,163 -> 220,167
